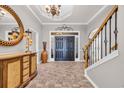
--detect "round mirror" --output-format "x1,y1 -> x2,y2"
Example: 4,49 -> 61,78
0,5 -> 24,46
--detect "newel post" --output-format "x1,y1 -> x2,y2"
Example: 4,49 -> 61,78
83,45 -> 89,69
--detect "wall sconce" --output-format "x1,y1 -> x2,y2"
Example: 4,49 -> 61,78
24,29 -> 32,52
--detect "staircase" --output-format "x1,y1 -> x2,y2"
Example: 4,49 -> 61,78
83,5 -> 121,87
83,5 -> 118,69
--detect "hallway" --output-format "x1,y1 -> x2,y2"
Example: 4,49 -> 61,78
26,62 -> 93,88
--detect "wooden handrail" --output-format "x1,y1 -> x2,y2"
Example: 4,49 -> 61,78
86,5 -> 118,48
83,5 -> 118,69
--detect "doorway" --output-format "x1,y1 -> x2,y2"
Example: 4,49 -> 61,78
50,31 -> 80,62
55,36 -> 75,61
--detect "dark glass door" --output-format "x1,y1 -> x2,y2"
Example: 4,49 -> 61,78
55,36 -> 75,61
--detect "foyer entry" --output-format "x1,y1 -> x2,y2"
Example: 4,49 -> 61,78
50,31 -> 80,62
55,36 -> 75,61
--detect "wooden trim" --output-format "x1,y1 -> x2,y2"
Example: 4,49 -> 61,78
0,62 -> 3,87
83,5 -> 118,69
30,54 -> 33,76
30,53 -> 37,76
83,46 -> 88,69
30,71 -> 37,81
87,5 -> 118,47
19,71 -> 37,88
23,73 -> 29,77
5,57 -> 21,63
20,58 -> 23,84
15,84 -> 22,88
23,64 -> 29,68
0,57 -> 22,62
23,66 -> 29,70
111,44 -> 118,50
23,61 -> 29,63
19,78 -> 30,88
0,52 -> 36,61
3,62 -> 8,88
29,54 -> 31,77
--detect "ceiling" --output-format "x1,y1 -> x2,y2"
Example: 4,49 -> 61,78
27,5 -> 105,25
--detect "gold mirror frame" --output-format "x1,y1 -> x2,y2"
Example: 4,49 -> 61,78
0,5 -> 24,46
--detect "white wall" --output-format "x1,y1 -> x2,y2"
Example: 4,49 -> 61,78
86,6 -> 124,88
40,24 -> 87,61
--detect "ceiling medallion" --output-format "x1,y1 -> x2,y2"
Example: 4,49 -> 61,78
40,5 -> 73,21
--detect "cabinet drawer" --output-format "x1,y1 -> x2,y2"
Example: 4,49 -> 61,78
23,73 -> 29,82
23,67 -> 29,75
23,62 -> 29,69
23,56 -> 29,62
31,56 -> 37,74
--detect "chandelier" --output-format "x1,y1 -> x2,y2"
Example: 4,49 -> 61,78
44,5 -> 61,16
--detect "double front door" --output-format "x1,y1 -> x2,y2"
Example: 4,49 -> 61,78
55,36 -> 75,61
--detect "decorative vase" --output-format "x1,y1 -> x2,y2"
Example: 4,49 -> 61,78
41,42 -> 48,63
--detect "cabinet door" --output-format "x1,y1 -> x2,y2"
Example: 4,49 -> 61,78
7,58 -> 21,88
31,55 -> 37,75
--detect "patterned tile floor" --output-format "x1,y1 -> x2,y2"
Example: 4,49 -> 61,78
26,62 -> 93,88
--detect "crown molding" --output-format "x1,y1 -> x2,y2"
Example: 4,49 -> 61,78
26,5 -> 43,25
87,5 -> 109,24
26,5 -> 109,26
0,23 -> 17,25
42,22 -> 88,25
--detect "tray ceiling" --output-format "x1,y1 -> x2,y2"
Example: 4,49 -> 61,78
27,5 -> 105,25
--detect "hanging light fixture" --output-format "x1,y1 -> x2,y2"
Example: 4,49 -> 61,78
40,5 -> 73,21
44,5 -> 61,16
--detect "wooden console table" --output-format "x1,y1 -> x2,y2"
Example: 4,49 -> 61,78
0,52 -> 37,88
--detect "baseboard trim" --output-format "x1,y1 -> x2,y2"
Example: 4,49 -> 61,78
84,70 -> 98,88
86,50 -> 119,71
